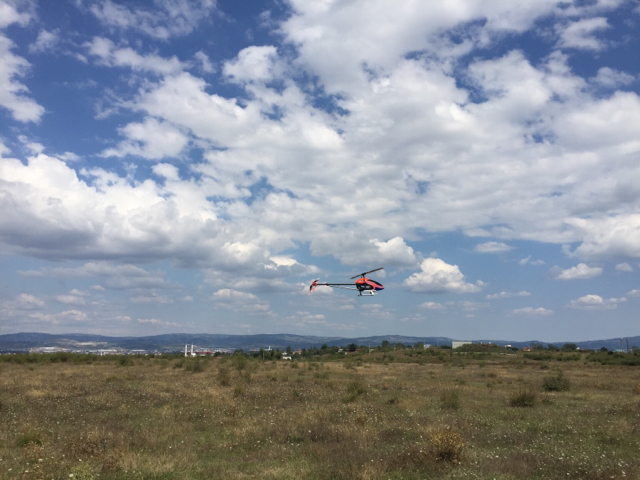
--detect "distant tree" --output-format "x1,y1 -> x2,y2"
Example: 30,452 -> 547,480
599,347 -> 608,352
321,343 -> 328,350
347,343 -> 357,352
414,342 -> 424,350
286,346 -> 292,355
548,344 -> 560,351
561,343 -> 578,352
381,340 -> 391,350
532,343 -> 545,350
395,343 -> 405,350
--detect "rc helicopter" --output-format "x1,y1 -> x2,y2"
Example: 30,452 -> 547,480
309,267 -> 384,296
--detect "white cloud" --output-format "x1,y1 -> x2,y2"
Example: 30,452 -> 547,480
568,294 -> 626,310
0,35 -> 45,122
211,289 -> 271,314
486,291 -> 531,300
420,301 -> 444,310
590,67 -> 634,88
85,37 -> 186,74
130,293 -> 172,304
54,289 -> 89,305
0,1 -> 32,29
556,17 -> 609,51
628,289 -> 640,298
89,0 -> 216,40
548,263 -> 603,280
101,117 -> 189,159
194,51 -> 214,73
511,307 -> 553,316
615,262 -> 632,272
1,293 -> 45,311
28,29 -> 59,53
474,241 -> 514,253
223,45 -> 282,84
568,216 -> 640,259
403,258 -> 484,293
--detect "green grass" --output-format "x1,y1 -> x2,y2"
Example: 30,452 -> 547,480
1,351 -> 639,479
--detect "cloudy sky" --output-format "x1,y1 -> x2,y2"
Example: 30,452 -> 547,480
1,0 -> 640,342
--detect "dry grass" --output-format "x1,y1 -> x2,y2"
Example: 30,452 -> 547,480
1,352 -> 640,479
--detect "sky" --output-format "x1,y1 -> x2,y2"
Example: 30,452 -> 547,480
1,0 -> 640,343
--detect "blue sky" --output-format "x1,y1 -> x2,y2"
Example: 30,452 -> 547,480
2,0 -> 640,342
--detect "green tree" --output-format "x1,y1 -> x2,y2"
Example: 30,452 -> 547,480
561,343 -> 578,352
347,343 -> 357,352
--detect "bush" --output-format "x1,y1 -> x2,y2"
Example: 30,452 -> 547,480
17,431 -> 42,447
343,377 -> 366,402
217,366 -> 231,386
232,352 -> 248,371
185,358 -> 205,373
509,388 -> 536,407
118,356 -> 134,367
542,371 -> 570,392
430,427 -> 465,463
440,388 -> 460,410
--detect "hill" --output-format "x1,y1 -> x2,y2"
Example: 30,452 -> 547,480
0,332 -> 638,352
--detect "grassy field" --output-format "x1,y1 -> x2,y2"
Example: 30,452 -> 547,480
1,349 -> 639,479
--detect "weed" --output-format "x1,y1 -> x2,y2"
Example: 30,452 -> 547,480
430,427 -> 465,463
542,370 -> 571,391
343,376 -> 366,402
217,366 -> 231,386
509,388 -> 536,407
440,388 -> 460,410
17,431 -> 42,447
118,356 -> 134,367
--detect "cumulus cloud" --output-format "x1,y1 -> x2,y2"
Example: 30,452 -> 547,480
486,291 -> 531,300
556,17 -> 610,51
548,263 -> 603,280
568,294 -> 626,310
211,289 -> 271,314
590,67 -> 634,88
615,262 -> 632,272
474,241 -> 514,253
28,29 -> 59,53
510,307 -> 553,316
420,301 -> 445,310
54,289 -> 89,305
85,37 -> 185,74
1,293 -> 45,311
403,258 -> 484,293
88,0 -> 216,40
0,34 -> 45,122
101,117 -> 189,159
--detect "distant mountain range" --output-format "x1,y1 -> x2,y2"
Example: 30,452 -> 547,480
0,332 -> 638,352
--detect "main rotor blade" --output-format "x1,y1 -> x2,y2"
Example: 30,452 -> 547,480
350,267 -> 384,279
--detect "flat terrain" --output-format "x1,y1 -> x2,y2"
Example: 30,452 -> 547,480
1,350 -> 639,479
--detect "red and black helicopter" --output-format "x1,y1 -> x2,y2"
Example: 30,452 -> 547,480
309,267 -> 385,296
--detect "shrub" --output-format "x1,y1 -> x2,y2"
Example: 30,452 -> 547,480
185,358 -> 205,373
542,371 -> 570,392
17,431 -> 42,447
343,377 -> 366,402
509,388 -> 536,407
440,388 -> 460,410
118,356 -> 134,367
217,366 -> 231,386
232,352 -> 248,371
430,427 -> 465,463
